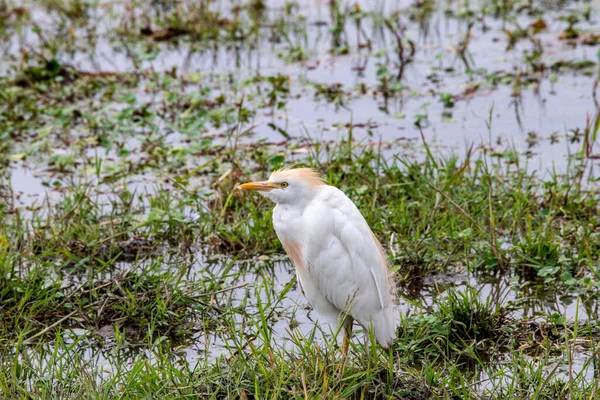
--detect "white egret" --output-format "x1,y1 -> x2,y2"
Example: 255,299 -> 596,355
238,167 -> 396,376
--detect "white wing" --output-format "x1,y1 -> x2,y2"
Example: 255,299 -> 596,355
302,186 -> 396,348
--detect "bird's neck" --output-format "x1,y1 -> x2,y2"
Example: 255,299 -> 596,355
274,201 -> 307,215
275,195 -> 314,210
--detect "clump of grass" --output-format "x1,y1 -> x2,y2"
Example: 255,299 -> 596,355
0,253 -> 209,342
438,287 -> 507,345
395,286 -> 508,365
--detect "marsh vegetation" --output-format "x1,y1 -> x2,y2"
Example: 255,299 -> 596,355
1,0 -> 600,398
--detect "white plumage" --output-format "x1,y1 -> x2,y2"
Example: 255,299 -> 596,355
238,167 -> 396,361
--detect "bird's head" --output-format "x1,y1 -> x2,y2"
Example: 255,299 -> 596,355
237,167 -> 325,205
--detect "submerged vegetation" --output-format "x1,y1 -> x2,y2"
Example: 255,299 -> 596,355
1,0 -> 600,398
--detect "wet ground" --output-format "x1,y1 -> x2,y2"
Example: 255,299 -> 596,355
7,0 -> 600,205
2,0 -> 600,397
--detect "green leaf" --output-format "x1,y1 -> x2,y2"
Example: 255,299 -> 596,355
538,266 -> 560,277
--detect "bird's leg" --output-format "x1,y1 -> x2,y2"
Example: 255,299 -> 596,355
337,316 -> 353,380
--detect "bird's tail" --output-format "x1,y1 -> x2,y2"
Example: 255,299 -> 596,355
371,306 -> 396,349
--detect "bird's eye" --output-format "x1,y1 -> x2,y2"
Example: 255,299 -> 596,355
280,182 -> 289,188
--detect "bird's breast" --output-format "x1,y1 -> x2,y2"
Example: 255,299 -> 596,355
280,238 -> 306,271
273,205 -> 308,271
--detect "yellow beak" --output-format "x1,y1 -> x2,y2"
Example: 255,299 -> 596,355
237,181 -> 278,192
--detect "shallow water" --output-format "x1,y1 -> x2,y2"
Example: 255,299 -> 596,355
17,254 -> 595,389
7,0 -> 600,206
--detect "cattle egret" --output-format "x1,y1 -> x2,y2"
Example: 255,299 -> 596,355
238,167 -> 396,376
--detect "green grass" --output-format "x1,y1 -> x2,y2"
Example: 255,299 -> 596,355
2,0 -> 600,398
2,140 -> 600,398
1,280 -> 598,398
